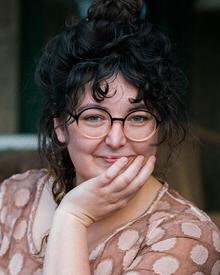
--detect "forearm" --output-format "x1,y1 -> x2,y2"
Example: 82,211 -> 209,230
43,209 -> 91,275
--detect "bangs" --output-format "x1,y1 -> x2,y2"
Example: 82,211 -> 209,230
65,57 -> 145,114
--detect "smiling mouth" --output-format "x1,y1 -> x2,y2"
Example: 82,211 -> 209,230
103,157 -> 120,164
100,155 -> 135,164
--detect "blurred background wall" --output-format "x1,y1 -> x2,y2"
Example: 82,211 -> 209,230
0,0 -> 19,133
0,0 -> 220,225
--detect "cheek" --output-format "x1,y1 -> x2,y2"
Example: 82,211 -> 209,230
67,135 -> 87,159
134,135 -> 158,157
66,134 -> 103,182
66,131 -> 99,165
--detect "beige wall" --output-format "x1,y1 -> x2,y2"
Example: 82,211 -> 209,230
0,0 -> 19,133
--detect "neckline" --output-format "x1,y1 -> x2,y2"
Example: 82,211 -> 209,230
89,181 -> 169,258
27,170 -> 54,256
27,170 -> 169,258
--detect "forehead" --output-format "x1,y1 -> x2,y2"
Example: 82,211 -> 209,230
79,74 -> 142,109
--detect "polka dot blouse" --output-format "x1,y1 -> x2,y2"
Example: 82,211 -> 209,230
0,169 -> 219,274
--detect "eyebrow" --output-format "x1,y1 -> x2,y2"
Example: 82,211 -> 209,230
77,102 -> 147,113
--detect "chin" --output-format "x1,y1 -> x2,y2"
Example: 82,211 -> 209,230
76,167 -> 104,184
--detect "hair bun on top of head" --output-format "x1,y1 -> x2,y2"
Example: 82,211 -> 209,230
87,0 -> 144,23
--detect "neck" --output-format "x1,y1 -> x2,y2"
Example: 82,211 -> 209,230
88,176 -> 162,251
113,176 -> 162,220
101,176 -> 162,223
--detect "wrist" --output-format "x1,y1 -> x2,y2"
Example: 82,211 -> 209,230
55,204 -> 95,228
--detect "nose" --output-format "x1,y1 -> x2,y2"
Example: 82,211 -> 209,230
105,121 -> 127,148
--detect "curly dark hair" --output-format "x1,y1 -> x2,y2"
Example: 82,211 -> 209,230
36,0 -> 188,204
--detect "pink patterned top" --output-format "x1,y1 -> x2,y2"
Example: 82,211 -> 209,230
0,169 -> 219,275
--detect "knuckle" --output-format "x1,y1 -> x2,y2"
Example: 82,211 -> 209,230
132,184 -> 141,193
114,182 -> 127,192
104,170 -> 113,181
103,191 -> 119,204
118,200 -> 128,209
108,196 -> 118,204
107,203 -> 118,213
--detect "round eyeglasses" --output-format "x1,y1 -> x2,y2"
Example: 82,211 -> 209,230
67,107 -> 161,142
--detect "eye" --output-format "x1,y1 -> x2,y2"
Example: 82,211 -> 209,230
131,115 -> 146,122
83,115 -> 104,122
128,115 -> 149,124
126,110 -> 153,126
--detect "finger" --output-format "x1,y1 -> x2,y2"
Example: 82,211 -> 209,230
109,192 -> 136,211
107,155 -> 145,193
97,157 -> 128,187
128,155 -> 156,192
131,155 -> 156,188
110,156 -> 156,202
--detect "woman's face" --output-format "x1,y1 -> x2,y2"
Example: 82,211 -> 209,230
55,74 -> 158,185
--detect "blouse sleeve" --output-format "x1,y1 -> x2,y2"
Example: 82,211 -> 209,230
0,176 -> 12,272
0,170 -> 47,273
123,218 -> 220,275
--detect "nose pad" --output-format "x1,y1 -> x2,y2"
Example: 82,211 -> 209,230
105,121 -> 127,148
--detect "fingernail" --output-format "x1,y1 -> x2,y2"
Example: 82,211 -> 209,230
138,155 -> 145,162
120,157 -> 128,164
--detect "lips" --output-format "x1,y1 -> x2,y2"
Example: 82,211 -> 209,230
103,158 -> 119,164
99,155 -> 135,164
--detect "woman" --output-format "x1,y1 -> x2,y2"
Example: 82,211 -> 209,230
0,0 -> 220,274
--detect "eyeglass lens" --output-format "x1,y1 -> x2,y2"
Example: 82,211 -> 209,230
77,108 -> 157,141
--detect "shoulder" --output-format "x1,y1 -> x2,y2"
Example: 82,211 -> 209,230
140,185 -> 220,274
1,169 -> 48,186
115,185 -> 220,274
0,169 -> 50,271
148,184 -> 220,245
0,169 -> 49,197
0,169 -> 50,224
94,186 -> 220,274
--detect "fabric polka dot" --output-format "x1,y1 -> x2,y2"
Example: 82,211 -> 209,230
125,272 -> 140,275
212,231 -> 220,253
151,238 -> 176,252
152,256 -> 180,275
181,222 -> 202,238
211,260 -> 220,275
123,248 -> 139,268
11,171 -> 30,181
117,230 -> 139,251
0,235 -> 10,256
190,245 -> 208,265
0,206 -> 7,223
94,259 -> 113,275
33,269 -> 42,275
89,243 -> 105,261
192,272 -> 204,275
157,201 -> 171,210
149,211 -> 167,223
9,253 -> 24,275
146,227 -> 165,245
147,219 -> 163,237
13,219 -> 27,240
7,215 -> 17,229
14,188 -> 30,208
0,192 -> 3,210
147,219 -> 164,233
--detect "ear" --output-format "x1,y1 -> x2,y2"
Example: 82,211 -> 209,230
54,118 -> 66,143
